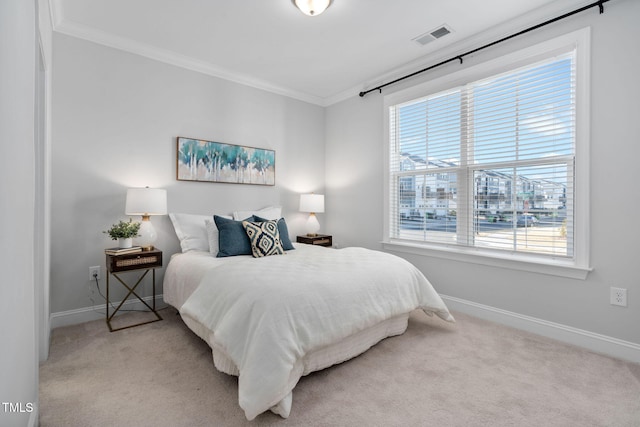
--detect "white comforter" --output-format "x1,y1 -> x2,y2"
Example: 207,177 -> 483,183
180,246 -> 454,420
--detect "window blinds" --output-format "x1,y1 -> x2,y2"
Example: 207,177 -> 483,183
389,51 -> 576,258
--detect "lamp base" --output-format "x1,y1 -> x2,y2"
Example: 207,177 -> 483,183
305,213 -> 321,236
137,216 -> 158,252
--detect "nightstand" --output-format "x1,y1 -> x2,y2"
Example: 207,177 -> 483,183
296,234 -> 333,247
105,248 -> 163,332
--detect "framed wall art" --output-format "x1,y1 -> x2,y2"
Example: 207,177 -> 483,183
177,137 -> 275,186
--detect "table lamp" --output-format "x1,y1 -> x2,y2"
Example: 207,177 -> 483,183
125,187 -> 167,250
299,193 -> 324,236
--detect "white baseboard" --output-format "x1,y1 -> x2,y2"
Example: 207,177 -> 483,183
50,293 -> 640,363
50,295 -> 166,329
441,295 -> 640,364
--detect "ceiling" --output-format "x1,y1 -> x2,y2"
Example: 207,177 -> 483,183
50,0 -> 590,106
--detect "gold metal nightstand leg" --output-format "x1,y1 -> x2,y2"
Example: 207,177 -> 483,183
106,268 -> 162,332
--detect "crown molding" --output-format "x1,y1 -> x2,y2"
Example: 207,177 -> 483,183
50,4 -> 327,106
49,0 -> 592,108
350,0 -> 592,103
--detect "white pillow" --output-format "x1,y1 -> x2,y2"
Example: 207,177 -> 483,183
169,213 -> 231,253
204,219 -> 221,255
233,206 -> 282,221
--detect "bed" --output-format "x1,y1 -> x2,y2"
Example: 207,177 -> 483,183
163,208 -> 454,420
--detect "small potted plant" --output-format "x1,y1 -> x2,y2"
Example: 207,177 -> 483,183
103,219 -> 141,248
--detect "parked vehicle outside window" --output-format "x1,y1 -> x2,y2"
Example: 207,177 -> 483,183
517,214 -> 538,227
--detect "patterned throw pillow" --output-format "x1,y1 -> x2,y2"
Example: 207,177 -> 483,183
242,220 -> 285,258
253,216 -> 295,251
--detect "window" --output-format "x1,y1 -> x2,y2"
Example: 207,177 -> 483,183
384,30 -> 590,276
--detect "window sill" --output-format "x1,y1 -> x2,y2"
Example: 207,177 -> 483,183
382,240 -> 591,280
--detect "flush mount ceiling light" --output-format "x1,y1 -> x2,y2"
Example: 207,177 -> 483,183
291,0 -> 333,16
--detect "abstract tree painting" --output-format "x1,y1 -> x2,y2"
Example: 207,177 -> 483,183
177,137 -> 275,186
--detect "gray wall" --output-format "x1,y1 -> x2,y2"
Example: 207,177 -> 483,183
0,0 -> 39,425
51,34 -> 326,314
326,0 -> 640,345
49,0 -> 639,354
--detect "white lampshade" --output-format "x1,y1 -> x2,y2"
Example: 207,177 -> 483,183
291,0 -> 332,16
125,188 -> 167,216
125,187 -> 167,250
300,194 -> 324,236
299,193 -> 325,213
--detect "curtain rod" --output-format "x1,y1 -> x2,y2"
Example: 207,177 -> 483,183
359,0 -> 609,98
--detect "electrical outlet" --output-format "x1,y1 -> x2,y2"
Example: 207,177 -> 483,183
89,266 -> 101,281
610,287 -> 627,307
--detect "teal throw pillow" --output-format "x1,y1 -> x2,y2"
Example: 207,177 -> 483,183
215,215 -> 255,257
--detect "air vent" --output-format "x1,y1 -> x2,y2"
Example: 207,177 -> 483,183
430,26 -> 451,39
412,24 -> 453,46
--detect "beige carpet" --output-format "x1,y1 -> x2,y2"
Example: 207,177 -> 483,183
40,308 -> 640,426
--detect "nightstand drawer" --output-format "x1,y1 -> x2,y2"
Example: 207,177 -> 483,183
106,250 -> 162,273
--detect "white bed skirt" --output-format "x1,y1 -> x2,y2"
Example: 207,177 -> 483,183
182,312 -> 409,378
181,311 -> 409,417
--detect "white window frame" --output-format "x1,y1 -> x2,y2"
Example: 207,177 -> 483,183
383,28 -> 591,280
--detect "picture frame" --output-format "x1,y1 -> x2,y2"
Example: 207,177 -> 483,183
177,137 -> 275,186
